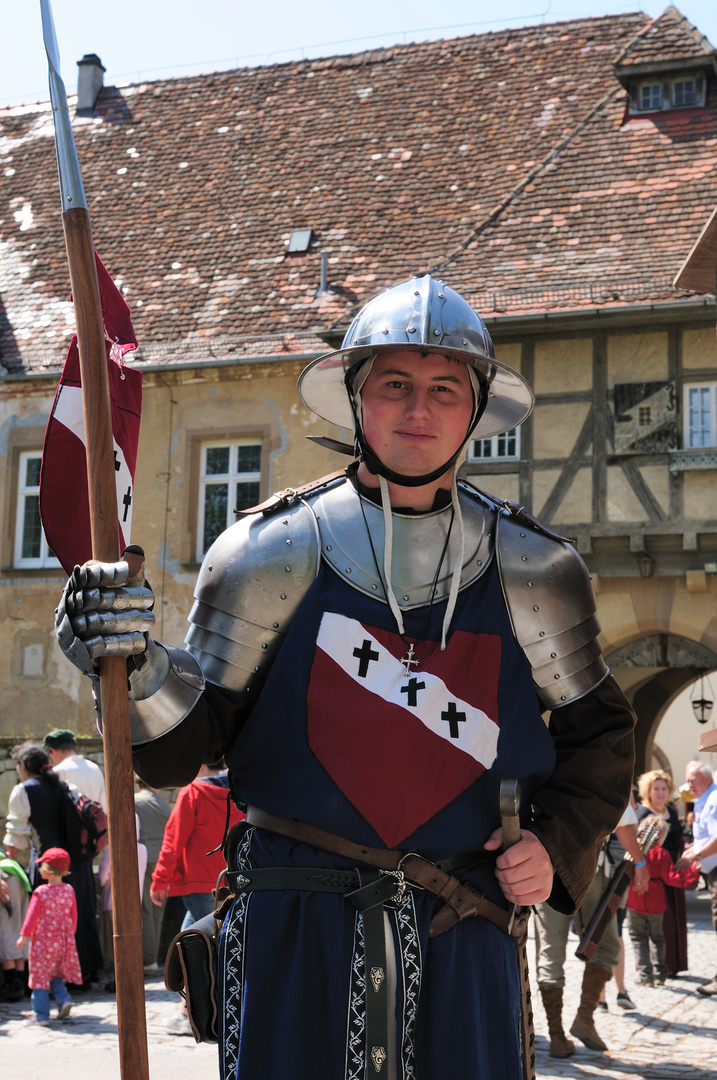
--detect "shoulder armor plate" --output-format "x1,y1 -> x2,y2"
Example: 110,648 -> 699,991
496,512 -> 607,709
312,480 -> 496,607
185,491 -> 323,697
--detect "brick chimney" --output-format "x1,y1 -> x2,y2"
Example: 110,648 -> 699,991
76,54 -> 106,113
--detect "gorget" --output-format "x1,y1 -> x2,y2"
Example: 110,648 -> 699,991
311,480 -> 495,610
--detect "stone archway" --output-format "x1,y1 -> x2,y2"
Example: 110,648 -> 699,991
605,633 -> 717,775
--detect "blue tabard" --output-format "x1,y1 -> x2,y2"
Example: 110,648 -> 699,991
220,553 -> 556,1080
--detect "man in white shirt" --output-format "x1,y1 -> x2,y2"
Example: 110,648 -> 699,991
43,729 -> 107,812
678,760 -> 717,994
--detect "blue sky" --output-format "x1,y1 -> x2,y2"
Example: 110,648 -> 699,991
2,0 -> 717,109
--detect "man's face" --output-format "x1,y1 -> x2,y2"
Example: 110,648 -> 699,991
358,350 -> 475,481
685,765 -> 711,799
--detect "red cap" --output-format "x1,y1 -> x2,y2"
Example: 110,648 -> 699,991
38,847 -> 71,874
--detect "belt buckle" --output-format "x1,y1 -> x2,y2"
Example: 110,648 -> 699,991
396,851 -> 435,890
380,869 -> 407,904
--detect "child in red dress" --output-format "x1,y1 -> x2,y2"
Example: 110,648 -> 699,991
16,847 -> 82,1024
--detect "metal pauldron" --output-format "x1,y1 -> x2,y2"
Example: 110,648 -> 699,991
183,491 -> 323,697
128,641 -> 205,745
496,512 -> 608,708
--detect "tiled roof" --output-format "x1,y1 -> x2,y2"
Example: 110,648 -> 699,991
614,4 -> 716,69
1,8 -> 716,375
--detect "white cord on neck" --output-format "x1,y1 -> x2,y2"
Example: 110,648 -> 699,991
379,473 -> 406,637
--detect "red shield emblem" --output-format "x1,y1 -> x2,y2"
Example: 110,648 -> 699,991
307,612 -> 501,847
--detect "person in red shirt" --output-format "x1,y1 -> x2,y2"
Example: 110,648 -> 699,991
627,815 -> 700,986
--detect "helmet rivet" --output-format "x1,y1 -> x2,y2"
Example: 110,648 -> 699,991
438,293 -> 444,299
433,329 -> 441,336
414,290 -> 420,295
383,328 -> 389,334
462,338 -> 468,345
408,327 -> 416,333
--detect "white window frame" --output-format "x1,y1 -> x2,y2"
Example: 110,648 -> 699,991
468,427 -> 521,463
14,451 -> 59,569
632,72 -> 705,114
684,382 -> 717,449
196,439 -> 262,559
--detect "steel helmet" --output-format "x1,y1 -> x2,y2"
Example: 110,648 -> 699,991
298,274 -> 534,440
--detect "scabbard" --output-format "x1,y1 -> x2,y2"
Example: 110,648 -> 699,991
514,919 -> 536,1080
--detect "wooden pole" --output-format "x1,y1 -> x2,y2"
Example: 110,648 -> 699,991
62,207 -> 151,1080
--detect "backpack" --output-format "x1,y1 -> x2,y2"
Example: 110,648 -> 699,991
59,781 -> 109,862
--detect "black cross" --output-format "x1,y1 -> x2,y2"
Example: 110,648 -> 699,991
122,486 -> 132,522
442,701 -> 466,739
353,639 -> 379,678
114,451 -> 121,472
400,678 -> 426,707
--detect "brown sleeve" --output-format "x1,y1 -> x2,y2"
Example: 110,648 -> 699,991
529,674 -> 636,915
132,683 -> 250,789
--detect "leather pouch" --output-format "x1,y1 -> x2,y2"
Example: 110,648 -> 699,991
164,913 -> 218,1043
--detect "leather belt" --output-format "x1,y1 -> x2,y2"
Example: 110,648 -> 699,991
245,805 -> 529,939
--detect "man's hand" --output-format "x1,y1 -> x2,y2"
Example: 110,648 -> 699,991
675,844 -> 699,872
55,545 -> 155,678
484,827 -> 554,905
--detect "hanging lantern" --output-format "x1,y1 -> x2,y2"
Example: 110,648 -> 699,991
691,671 -> 714,725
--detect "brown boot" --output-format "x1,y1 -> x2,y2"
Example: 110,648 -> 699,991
570,962 -> 612,1051
539,985 -> 574,1058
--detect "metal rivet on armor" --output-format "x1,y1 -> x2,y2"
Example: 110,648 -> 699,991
403,594 -> 409,601
521,555 -> 527,562
462,338 -> 468,345
408,327 -> 416,333
433,329 -> 441,336
283,519 -> 288,525
286,539 -> 292,545
261,643 -> 268,649
371,584 -> 378,590
208,564 -> 213,572
477,560 -> 482,566
285,566 -> 291,572
177,667 -> 183,674
346,567 -> 352,573
520,533 -> 526,538
533,605 -> 539,611
326,544 -> 332,551
560,695 -> 566,701
280,593 -> 287,600
383,329 -> 389,335
438,293 -> 444,299
414,290 -> 420,296
527,581 -> 533,587
539,631 -> 545,637
554,674 -> 560,680
273,622 -> 279,628
551,653 -> 557,658
254,666 -> 260,672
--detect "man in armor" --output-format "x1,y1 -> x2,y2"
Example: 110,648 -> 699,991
56,275 -> 634,1080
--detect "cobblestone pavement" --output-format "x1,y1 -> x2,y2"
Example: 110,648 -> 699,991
533,887 -> 717,1080
2,889 -> 715,1078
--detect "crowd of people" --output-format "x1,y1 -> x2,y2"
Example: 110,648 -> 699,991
535,761 -> 717,1059
0,727 -> 244,1033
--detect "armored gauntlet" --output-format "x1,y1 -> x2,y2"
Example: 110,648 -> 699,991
55,546 -> 155,678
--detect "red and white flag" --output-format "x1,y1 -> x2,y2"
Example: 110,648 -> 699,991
40,253 -> 142,575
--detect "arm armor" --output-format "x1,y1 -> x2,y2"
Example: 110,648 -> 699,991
496,511 -> 608,709
184,497 -> 322,698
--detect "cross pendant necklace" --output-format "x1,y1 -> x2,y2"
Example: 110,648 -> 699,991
401,643 -> 419,676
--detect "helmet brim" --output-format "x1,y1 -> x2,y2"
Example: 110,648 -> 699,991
297,342 -> 534,439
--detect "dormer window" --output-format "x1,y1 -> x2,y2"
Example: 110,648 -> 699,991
630,71 -> 705,114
